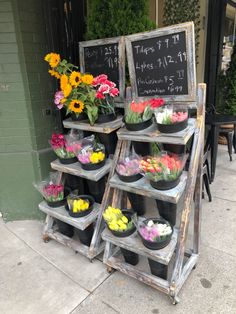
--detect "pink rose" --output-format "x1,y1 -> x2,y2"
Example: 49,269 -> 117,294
96,91 -> 105,99
109,87 -> 119,97
93,74 -> 108,86
104,79 -> 116,88
98,84 -> 110,94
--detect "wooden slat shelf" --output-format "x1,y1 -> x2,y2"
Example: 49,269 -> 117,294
50,159 -> 112,181
63,115 -> 123,133
38,201 -> 100,230
109,172 -> 187,204
117,118 -> 195,144
105,255 -> 170,293
102,226 -> 178,265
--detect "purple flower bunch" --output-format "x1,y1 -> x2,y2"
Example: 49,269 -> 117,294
54,91 -> 64,109
78,152 -> 90,164
116,157 -> 141,176
139,220 -> 172,242
43,184 -> 64,202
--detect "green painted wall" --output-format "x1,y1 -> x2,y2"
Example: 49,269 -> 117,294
0,0 -> 59,221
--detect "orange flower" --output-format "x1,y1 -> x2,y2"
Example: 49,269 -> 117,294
63,84 -> 72,97
44,53 -> 60,68
60,74 -> 68,90
130,101 -> 147,113
81,74 -> 94,85
48,69 -> 60,79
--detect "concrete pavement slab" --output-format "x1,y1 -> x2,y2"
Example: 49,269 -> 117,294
201,198 -> 236,257
5,220 -> 110,292
73,245 -> 236,314
210,169 -> 236,202
0,223 -> 88,314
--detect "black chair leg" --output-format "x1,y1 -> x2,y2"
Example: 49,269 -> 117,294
203,173 -> 212,202
226,132 -> 233,161
205,159 -> 211,184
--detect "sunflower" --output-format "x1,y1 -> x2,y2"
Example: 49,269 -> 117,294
44,53 -> 60,68
69,100 -> 84,113
63,84 -> 72,97
81,74 -> 94,85
60,74 -> 68,90
69,71 -> 81,87
48,69 -> 60,79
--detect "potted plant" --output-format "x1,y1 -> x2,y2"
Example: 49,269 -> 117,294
116,155 -> 142,182
140,153 -> 186,190
154,106 -> 188,133
92,74 -> 119,123
139,218 -> 173,279
77,140 -> 106,171
66,195 -> 95,218
124,98 -> 164,131
103,206 -> 139,265
50,133 -> 80,164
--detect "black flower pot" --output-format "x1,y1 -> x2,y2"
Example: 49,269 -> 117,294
163,143 -> 185,154
157,119 -> 188,133
124,118 -> 152,131
117,172 -> 142,183
127,192 -> 146,216
155,200 -> 177,227
67,195 -> 95,218
58,156 -> 78,165
97,131 -> 118,156
71,112 -> 88,121
65,174 -> 86,195
77,223 -> 94,246
150,176 -> 180,191
80,159 -> 106,171
108,210 -> 136,237
56,220 -> 74,238
132,141 -> 151,156
148,259 -> 168,280
120,248 -> 139,265
139,218 -> 173,250
45,188 -> 70,208
96,113 -> 117,124
86,176 -> 106,204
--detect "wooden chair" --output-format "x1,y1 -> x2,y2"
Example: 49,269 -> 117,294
202,130 -> 212,202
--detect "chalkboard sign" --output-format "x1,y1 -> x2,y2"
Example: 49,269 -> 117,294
79,37 -> 125,101
125,22 -> 196,102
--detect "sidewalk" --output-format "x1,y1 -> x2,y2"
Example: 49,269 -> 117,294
1,145 -> 236,314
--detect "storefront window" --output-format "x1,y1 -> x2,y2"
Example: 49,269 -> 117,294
222,1 -> 236,72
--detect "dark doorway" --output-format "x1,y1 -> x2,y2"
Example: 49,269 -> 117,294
43,0 -> 87,64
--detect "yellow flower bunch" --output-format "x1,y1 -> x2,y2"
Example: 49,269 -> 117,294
44,52 -> 97,122
72,199 -> 90,213
103,206 -> 131,232
90,151 -> 105,164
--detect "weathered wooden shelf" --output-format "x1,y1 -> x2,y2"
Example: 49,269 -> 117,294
117,118 -> 195,144
46,230 -> 104,259
39,201 -> 100,230
102,226 -> 178,265
51,159 -> 112,181
109,172 -> 187,203
63,115 -> 123,133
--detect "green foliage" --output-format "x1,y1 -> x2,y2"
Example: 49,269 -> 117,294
216,45 -> 236,115
86,0 -> 156,40
163,0 -> 201,61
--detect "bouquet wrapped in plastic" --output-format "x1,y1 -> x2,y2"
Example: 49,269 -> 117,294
50,130 -> 83,161
116,154 -> 141,177
77,140 -> 105,165
33,172 -> 64,202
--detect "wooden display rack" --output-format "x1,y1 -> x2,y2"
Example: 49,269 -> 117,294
94,83 -> 205,304
94,22 -> 205,303
38,118 -> 123,260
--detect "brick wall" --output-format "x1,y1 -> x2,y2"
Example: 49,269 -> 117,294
0,0 -> 57,221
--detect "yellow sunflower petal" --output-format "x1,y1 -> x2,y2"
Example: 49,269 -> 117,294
60,74 -> 68,90
69,100 -> 84,113
81,74 -> 93,85
69,71 -> 81,87
63,84 -> 72,97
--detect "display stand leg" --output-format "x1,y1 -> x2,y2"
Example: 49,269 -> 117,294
43,214 -> 54,242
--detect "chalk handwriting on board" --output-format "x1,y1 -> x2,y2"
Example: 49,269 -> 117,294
131,31 -> 188,96
83,43 -> 119,87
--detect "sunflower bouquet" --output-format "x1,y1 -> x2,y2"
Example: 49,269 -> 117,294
45,52 -> 94,121
44,53 -> 119,125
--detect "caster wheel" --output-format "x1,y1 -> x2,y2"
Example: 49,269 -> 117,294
193,264 -> 197,270
43,235 -> 50,243
107,266 -> 113,273
171,296 -> 180,305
